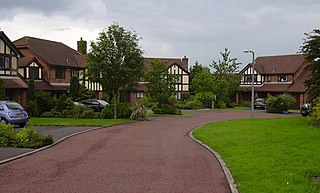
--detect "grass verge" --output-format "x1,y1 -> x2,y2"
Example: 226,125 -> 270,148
28,118 -> 132,126
192,117 -> 320,193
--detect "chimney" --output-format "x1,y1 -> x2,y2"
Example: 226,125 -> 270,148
77,37 -> 87,55
181,56 -> 189,70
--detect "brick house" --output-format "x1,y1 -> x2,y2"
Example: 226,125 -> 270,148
127,56 -> 190,103
13,36 -> 87,96
237,54 -> 309,109
0,31 -> 28,107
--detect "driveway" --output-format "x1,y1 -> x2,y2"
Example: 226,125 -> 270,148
0,110 -> 298,193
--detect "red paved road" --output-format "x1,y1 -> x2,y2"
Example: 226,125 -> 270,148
0,110 -> 297,193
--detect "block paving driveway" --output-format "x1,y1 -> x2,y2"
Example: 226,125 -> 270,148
0,110 -> 298,193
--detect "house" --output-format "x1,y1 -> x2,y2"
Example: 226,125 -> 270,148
0,31 -> 28,107
237,54 -> 309,109
127,56 -> 190,103
13,36 -> 88,96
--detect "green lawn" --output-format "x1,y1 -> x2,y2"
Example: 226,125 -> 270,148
192,117 -> 320,193
27,118 -> 132,126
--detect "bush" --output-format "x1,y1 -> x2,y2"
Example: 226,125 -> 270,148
100,103 -> 132,119
70,105 -> 98,119
0,124 -> 16,147
27,100 -> 39,117
15,128 -> 53,149
309,98 -> 320,127
152,104 -> 181,115
34,91 -> 57,116
265,94 -> 296,113
0,125 -> 54,148
217,102 -> 227,109
184,100 -> 204,110
194,92 -> 215,108
130,103 -> 148,121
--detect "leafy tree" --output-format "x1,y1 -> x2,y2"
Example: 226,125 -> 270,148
27,79 -> 36,101
189,61 -> 211,95
69,76 -> 80,101
0,78 -> 6,100
301,29 -> 320,102
87,23 -> 144,118
210,48 -> 241,107
191,71 -> 215,93
145,59 -> 177,111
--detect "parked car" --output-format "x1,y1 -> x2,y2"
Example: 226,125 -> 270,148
254,98 -> 266,109
0,101 -> 29,127
300,103 -> 311,117
81,99 -> 109,112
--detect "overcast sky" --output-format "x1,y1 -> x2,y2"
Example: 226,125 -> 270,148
1,0 -> 319,70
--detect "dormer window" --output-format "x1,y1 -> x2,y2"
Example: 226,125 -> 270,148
56,68 -> 65,79
27,62 -> 41,79
278,75 -> 287,82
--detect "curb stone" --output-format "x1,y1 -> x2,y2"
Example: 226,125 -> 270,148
189,128 -> 239,193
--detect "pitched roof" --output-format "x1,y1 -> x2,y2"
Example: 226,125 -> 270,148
0,31 -> 23,57
143,57 -> 189,72
17,56 -> 43,68
0,76 -> 28,89
13,36 -> 86,69
254,54 -> 306,75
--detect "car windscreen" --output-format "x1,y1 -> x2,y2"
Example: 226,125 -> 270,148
5,102 -> 24,110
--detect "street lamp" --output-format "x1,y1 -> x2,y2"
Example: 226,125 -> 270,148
243,50 -> 255,118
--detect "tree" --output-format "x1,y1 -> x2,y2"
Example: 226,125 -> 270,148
0,78 -> 6,100
210,48 -> 241,107
189,61 -> 211,95
87,23 -> 145,118
69,77 -> 80,101
27,79 -> 35,101
145,59 -> 176,110
191,71 -> 215,93
301,29 -> 320,102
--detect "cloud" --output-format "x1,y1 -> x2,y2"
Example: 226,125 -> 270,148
1,0 -> 320,69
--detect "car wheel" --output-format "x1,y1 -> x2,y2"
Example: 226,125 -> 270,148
0,118 -> 8,124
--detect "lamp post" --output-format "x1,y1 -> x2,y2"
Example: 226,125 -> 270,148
243,50 -> 255,118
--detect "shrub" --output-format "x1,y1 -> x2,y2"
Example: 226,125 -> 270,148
217,102 -> 227,109
100,103 -> 132,119
15,128 -> 53,149
184,100 -> 204,110
309,98 -> 320,127
70,105 -> 98,119
265,94 -> 296,113
194,92 -> 215,108
130,103 -> 148,121
34,91 -> 57,116
152,104 -> 181,115
0,124 -> 16,147
27,100 -> 39,117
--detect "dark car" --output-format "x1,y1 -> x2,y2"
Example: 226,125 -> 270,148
0,101 -> 29,127
254,98 -> 266,109
300,103 -> 311,117
81,99 -> 109,112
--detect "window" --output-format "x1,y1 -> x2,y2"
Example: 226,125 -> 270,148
136,92 -> 144,98
267,76 -> 271,82
278,75 -> 287,82
0,55 -> 10,69
29,67 -> 39,79
56,68 -> 65,79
